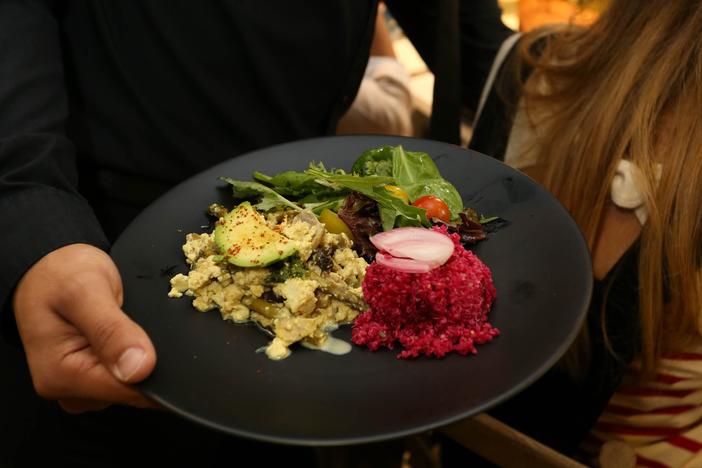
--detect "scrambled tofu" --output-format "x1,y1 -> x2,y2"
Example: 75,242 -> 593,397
168,210 -> 368,360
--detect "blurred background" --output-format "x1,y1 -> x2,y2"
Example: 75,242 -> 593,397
354,0 -> 609,145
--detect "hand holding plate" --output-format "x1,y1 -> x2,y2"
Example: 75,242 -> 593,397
13,244 -> 157,413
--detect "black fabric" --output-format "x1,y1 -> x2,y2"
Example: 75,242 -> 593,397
385,0 -> 512,118
0,1 -> 513,466
1,0 -> 377,312
429,0 -> 461,144
468,36 -> 641,456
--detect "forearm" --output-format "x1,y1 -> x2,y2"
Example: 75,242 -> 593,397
0,0 -> 108,318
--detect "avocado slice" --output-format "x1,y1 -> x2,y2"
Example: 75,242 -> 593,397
214,202 -> 297,267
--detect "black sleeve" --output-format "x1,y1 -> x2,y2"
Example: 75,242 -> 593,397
0,1 -> 109,326
384,0 -> 513,113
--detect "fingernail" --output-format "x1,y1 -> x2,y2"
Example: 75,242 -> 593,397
114,347 -> 146,383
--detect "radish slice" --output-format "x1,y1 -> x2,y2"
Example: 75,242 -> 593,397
371,227 -> 445,247
376,252 -> 431,273
370,227 -> 454,266
382,239 -> 453,266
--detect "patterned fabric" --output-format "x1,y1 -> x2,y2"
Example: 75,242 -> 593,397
583,348 -> 702,467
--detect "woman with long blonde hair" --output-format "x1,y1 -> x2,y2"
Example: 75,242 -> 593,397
468,0 -> 702,465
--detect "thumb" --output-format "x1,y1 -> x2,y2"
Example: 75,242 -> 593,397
59,272 -> 157,384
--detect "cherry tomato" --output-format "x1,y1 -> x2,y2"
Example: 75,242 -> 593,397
384,185 -> 410,204
411,195 -> 451,222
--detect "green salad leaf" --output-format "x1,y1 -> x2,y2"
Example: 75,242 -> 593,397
252,170 -> 319,197
301,196 -> 347,215
351,146 -> 394,176
252,162 -> 346,199
221,145 -> 465,230
219,177 -> 302,211
350,145 -> 464,220
391,146 -> 464,220
305,167 -> 428,231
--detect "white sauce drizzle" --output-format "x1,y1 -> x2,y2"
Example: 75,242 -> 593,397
302,336 -> 352,356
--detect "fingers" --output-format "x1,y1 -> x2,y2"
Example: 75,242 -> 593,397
19,300 -> 149,406
57,343 -> 152,404
58,275 -> 156,384
41,244 -> 156,384
13,243 -> 158,410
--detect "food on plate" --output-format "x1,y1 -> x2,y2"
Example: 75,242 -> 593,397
370,226 -> 454,268
383,184 -> 410,204
214,201 -> 296,266
319,208 -> 354,240
412,195 -> 451,223
168,145 -> 502,360
353,226 -> 498,358
169,208 -> 368,360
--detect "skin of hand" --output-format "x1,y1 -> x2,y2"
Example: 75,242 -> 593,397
12,243 -> 157,413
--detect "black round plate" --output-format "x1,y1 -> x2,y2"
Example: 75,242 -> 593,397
111,135 -> 592,446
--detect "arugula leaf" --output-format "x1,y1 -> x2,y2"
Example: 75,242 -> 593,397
305,167 -> 428,230
302,196 -> 346,215
305,169 -> 394,192
219,177 -> 302,211
252,168 -> 345,199
479,216 -> 500,224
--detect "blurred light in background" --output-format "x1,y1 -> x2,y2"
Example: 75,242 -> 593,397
388,1 -> 606,141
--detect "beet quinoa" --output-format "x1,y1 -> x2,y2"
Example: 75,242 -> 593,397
352,226 -> 498,359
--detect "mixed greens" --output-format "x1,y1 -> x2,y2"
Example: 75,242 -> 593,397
220,145 -> 500,261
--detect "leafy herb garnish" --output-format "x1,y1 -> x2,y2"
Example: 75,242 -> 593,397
219,177 -> 302,212
252,164 -> 346,199
351,146 -> 464,221
305,166 -> 428,231
266,255 -> 308,283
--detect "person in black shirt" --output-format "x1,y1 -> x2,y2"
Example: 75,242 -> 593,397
0,1 -> 511,466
